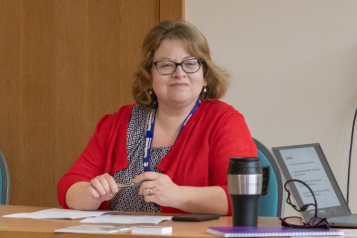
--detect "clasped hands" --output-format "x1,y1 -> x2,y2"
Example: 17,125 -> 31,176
88,172 -> 179,207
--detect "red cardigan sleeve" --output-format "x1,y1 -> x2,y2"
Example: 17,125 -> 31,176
209,109 -> 258,215
57,105 -> 133,209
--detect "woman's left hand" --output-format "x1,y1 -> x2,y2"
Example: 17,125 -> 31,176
134,172 -> 180,208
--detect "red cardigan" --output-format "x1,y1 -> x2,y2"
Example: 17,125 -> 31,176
57,100 -> 257,215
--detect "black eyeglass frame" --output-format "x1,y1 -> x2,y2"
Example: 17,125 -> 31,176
153,58 -> 204,75
279,179 -> 330,229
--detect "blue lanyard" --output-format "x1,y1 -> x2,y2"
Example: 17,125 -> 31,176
142,101 -> 201,172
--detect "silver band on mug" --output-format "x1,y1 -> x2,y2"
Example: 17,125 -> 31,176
228,174 -> 262,195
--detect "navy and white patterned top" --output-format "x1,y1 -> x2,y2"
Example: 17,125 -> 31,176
107,104 -> 171,212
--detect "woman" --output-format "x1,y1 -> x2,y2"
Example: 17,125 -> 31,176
57,20 -> 257,215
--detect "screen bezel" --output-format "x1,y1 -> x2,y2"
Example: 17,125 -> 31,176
272,143 -> 351,220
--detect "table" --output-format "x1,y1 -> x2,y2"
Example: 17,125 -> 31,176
0,205 -> 283,238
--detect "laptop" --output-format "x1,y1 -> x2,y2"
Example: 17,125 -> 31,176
272,143 -> 357,228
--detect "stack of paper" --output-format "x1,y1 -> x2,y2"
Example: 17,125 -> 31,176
55,225 -> 126,234
3,208 -> 109,219
132,226 -> 172,235
80,214 -> 173,224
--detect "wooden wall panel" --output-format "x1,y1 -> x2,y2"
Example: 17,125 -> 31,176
0,0 -> 24,204
160,0 -> 185,22
0,0 -> 161,207
0,0 -> 184,208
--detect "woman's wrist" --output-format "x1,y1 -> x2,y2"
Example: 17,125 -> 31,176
168,186 -> 229,215
66,182 -> 102,210
169,185 -> 186,210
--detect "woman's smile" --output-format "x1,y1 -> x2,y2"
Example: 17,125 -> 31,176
170,83 -> 189,87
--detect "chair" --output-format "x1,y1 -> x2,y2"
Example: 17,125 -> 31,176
0,150 -> 10,204
253,138 -> 284,217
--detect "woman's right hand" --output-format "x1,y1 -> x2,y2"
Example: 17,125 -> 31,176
89,173 -> 119,202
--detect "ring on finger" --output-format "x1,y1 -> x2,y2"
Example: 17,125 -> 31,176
149,188 -> 153,196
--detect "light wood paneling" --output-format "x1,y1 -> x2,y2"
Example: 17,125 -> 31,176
0,0 -> 26,204
0,0 -> 165,207
160,0 -> 185,21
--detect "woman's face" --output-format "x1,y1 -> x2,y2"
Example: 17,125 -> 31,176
151,39 -> 207,108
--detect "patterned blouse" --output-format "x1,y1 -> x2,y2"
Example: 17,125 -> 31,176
107,104 -> 171,212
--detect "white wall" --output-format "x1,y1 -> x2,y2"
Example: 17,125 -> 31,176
186,0 -> 357,217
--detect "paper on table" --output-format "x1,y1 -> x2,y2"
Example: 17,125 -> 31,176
338,229 -> 357,237
132,226 -> 173,235
55,225 -> 129,234
80,214 -> 173,224
3,208 -> 109,220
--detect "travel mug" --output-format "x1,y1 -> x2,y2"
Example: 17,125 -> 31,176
228,157 -> 269,227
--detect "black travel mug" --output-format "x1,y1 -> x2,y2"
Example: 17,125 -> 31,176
228,157 -> 269,227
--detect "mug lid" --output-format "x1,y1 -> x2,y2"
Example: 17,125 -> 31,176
229,157 -> 259,161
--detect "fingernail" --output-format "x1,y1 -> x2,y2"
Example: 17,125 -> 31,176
102,192 -> 105,195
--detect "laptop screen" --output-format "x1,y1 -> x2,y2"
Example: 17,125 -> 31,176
272,143 -> 350,220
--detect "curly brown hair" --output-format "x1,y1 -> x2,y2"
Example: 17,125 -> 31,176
132,20 -> 229,107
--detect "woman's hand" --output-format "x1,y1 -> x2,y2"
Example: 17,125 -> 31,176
89,173 -> 119,202
134,172 -> 181,208
65,173 -> 119,210
133,172 -> 228,214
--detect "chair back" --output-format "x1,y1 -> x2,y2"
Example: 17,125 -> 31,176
0,150 -> 10,204
253,138 -> 284,217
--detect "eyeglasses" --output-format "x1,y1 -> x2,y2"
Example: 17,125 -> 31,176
279,179 -> 330,229
153,58 -> 204,75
